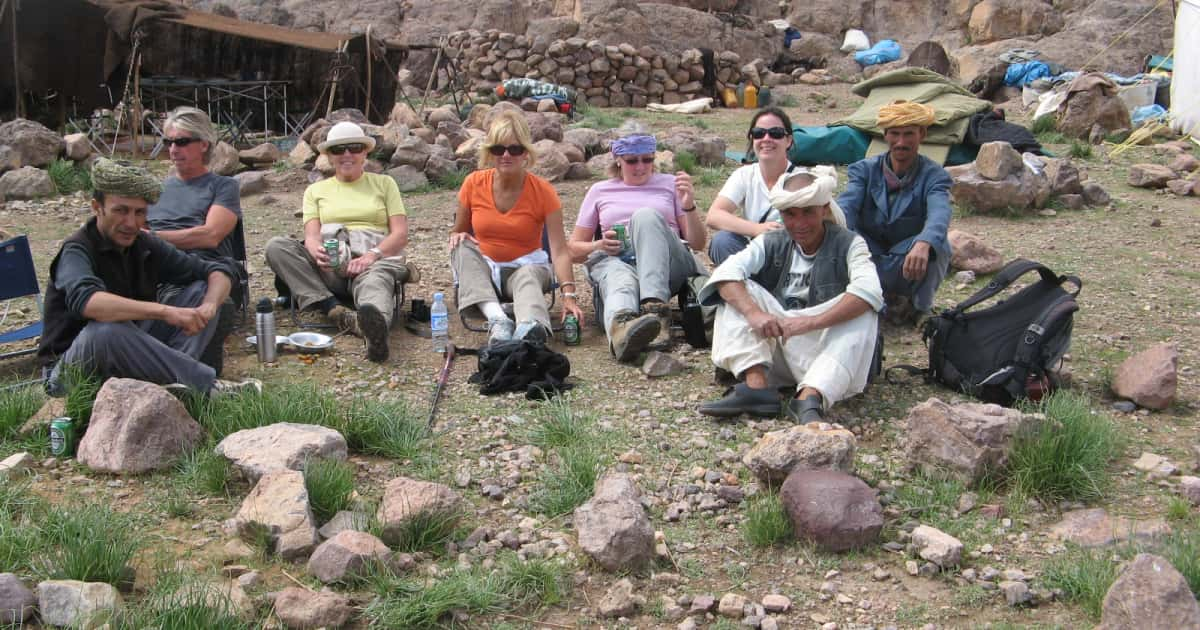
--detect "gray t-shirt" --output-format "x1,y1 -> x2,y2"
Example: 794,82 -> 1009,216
148,172 -> 242,260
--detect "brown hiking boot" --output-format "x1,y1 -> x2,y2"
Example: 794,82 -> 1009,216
327,305 -> 361,337
609,309 -> 660,363
358,303 -> 390,362
642,300 -> 673,348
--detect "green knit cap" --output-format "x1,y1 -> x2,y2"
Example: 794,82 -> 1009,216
91,158 -> 162,204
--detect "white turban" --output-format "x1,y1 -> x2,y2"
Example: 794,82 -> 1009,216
768,165 -> 847,227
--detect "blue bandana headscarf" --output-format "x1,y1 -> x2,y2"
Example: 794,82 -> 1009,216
611,134 -> 657,155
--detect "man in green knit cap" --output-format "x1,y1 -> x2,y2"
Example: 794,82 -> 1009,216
38,159 -> 254,396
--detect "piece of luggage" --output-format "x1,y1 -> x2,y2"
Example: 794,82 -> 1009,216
462,340 -> 573,399
891,259 -> 1081,406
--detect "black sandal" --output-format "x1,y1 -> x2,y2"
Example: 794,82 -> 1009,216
786,394 -> 825,424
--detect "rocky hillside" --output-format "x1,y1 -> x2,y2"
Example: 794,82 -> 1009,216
182,0 -> 1174,82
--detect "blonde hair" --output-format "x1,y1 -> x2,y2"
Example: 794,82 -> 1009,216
477,111 -> 538,170
164,106 -> 218,163
607,119 -> 655,179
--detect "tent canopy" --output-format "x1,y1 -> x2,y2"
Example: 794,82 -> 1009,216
1172,0 -> 1199,135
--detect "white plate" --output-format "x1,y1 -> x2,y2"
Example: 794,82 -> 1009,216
246,335 -> 289,347
288,332 -> 334,351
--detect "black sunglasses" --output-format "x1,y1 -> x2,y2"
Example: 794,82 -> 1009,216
162,136 -> 200,147
748,126 -> 789,140
621,156 -> 656,165
487,144 -> 527,157
328,143 -> 367,155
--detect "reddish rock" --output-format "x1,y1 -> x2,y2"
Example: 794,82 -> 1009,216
306,531 -> 391,583
273,587 -> 353,629
1166,179 -> 1195,196
1128,163 -> 1175,188
1098,554 -> 1200,630
904,398 -> 1040,484
1049,508 -> 1169,547
1111,343 -> 1178,410
948,229 -> 1004,274
77,379 -> 203,473
780,468 -> 882,552
1169,153 -> 1199,174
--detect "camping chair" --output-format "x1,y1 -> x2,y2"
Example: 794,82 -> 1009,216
230,217 -> 251,326
455,228 -> 560,332
0,236 -> 44,360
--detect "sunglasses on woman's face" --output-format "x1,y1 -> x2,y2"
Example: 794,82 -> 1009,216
162,136 -> 199,147
328,143 -> 366,156
487,144 -> 527,157
748,126 -> 789,140
621,156 -> 656,165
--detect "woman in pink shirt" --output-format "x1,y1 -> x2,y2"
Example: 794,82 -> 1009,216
567,122 -> 707,362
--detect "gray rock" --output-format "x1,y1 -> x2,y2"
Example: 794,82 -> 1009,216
0,573 -> 35,624
529,140 -> 570,182
273,587 -> 353,629
742,422 -> 856,485
912,525 -> 964,567
1128,163 -> 1175,188
233,170 -> 268,196
717,592 -> 747,618
426,104 -> 460,127
1000,580 -> 1032,606
574,472 -> 655,572
659,127 -> 726,166
36,580 -> 122,629
288,141 -> 317,167
1081,181 -> 1112,206
389,137 -> 432,169
954,270 -> 976,285
377,476 -> 462,547
780,468 -> 882,552
209,141 -> 242,176
307,530 -> 391,583
0,166 -> 56,200
1111,343 -> 1178,410
423,156 -> 459,183
0,119 -> 63,167
1043,158 -> 1084,196
238,143 -> 282,165
1178,476 -> 1200,506
948,229 -> 1004,274
975,141 -> 1024,181
1059,193 -> 1085,209
232,470 -> 319,561
318,510 -> 369,540
761,594 -> 790,613
63,133 -> 92,161
215,422 -> 347,483
1099,554 -> 1200,629
598,577 -> 643,618
386,164 -> 429,192
1111,400 -> 1137,413
0,452 -> 34,481
641,351 -> 686,378
1049,508 -> 1169,547
904,397 -> 1041,484
563,127 -> 605,156
77,379 -> 204,473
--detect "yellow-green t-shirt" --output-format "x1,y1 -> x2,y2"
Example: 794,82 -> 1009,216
301,172 -> 407,230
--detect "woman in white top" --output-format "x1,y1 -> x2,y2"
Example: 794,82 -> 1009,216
704,107 -> 796,265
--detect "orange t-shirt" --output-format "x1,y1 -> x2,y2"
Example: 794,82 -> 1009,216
457,169 -> 561,262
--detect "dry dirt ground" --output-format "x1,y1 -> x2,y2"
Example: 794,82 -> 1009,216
0,81 -> 1197,629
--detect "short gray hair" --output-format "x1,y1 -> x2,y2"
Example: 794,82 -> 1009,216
164,106 -> 218,163
607,119 -> 655,179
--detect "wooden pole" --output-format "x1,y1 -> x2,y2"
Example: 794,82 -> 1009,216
8,0 -> 23,118
132,52 -> 142,157
326,41 -> 346,119
419,43 -> 442,116
365,25 -> 373,120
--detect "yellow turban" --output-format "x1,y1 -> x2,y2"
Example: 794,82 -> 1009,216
876,100 -> 936,129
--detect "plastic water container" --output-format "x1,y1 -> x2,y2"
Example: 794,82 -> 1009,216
430,292 -> 449,353
743,84 -> 758,109
721,87 -> 739,108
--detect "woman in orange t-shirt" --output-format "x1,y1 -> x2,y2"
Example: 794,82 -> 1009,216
449,110 -> 582,344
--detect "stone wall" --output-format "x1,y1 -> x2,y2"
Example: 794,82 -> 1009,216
446,30 -> 753,107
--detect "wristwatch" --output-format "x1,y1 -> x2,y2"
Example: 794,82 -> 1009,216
368,247 -> 384,258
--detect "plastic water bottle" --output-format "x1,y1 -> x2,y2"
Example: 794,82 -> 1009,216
255,298 -> 277,362
430,292 -> 449,353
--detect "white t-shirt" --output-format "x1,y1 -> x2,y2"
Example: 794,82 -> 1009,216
784,244 -> 816,306
717,163 -> 778,224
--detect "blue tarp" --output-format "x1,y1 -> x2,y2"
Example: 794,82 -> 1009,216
854,40 -> 902,67
1004,61 -> 1052,86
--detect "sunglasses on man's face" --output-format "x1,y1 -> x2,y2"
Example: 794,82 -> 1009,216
621,156 -> 656,165
328,143 -> 367,156
162,136 -> 200,147
487,144 -> 527,157
748,126 -> 789,140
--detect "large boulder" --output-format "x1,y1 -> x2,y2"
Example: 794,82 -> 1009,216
1111,343 -> 1178,410
529,140 -> 571,183
1044,158 -> 1085,196
525,112 -> 564,143
0,119 -> 62,167
0,573 -> 35,624
658,127 -> 726,167
63,133 -> 92,161
307,531 -> 391,583
215,422 -> 347,483
386,165 -> 429,192
231,469 -> 320,561
233,170 -> 268,196
389,136 -> 432,170
948,229 -> 1004,274
780,468 -> 882,552
209,141 -> 242,176
1049,508 -> 1169,547
911,525 -> 964,567
238,142 -> 282,166
742,422 -> 856,485
389,102 -> 423,129
36,580 -> 122,629
903,397 -> 1041,484
1057,79 -> 1131,140
288,141 -> 317,167
76,379 -> 204,473
273,587 -> 354,629
967,0 -> 1064,44
377,477 -> 462,547
947,160 -> 1049,212
574,472 -> 655,572
1098,554 -> 1200,629
974,141 -> 1024,181
0,166 -> 56,200
1128,163 -> 1176,189
563,127 -> 606,157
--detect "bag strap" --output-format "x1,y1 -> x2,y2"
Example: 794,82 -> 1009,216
953,258 -> 1076,313
885,364 -> 929,384
1012,294 -> 1079,371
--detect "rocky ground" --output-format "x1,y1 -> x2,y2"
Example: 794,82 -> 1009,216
0,81 -> 1197,629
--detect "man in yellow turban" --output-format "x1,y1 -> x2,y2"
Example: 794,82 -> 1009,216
837,100 -> 952,325
38,159 -> 256,397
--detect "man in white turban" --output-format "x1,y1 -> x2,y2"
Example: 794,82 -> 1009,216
838,100 -> 952,325
697,167 -> 883,423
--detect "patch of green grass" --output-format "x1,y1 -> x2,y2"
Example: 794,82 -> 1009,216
62,364 -> 102,429
574,108 -> 623,131
195,382 -> 340,441
1007,391 -> 1124,502
493,554 -> 570,609
952,583 -> 992,609
271,159 -> 292,173
742,491 -> 793,548
772,93 -> 799,107
675,150 -> 700,175
111,578 -> 258,630
1037,131 -> 1068,145
1031,115 -> 1057,135
0,384 -> 43,439
36,503 -> 139,585
892,472 -> 965,522
47,158 -> 93,194
162,494 -> 196,519
1069,140 -> 1094,159
894,602 -> 931,625
341,398 -> 433,462
304,457 -> 356,524
175,446 -> 233,496
1041,545 -> 1118,619
386,509 -> 462,554
522,395 -> 596,450
1167,497 -> 1192,522
0,482 -> 42,574
1156,528 -> 1200,596
529,445 -> 604,517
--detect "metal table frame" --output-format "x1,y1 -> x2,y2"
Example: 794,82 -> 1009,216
139,78 -> 292,143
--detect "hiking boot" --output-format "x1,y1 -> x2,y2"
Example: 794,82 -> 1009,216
514,319 -> 549,344
608,310 -> 661,362
785,393 -> 826,424
359,303 -> 390,363
642,300 -> 673,348
698,383 -> 781,418
327,304 -> 360,336
211,378 -> 263,397
487,318 -> 516,345
404,262 -> 421,284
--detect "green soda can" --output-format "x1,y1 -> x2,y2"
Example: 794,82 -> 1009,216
612,224 -> 628,251
49,417 -> 76,457
323,238 -> 340,269
563,314 -> 581,345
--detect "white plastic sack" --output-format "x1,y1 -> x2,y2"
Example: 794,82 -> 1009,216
1034,88 -> 1069,121
840,29 -> 870,53
645,97 -> 713,114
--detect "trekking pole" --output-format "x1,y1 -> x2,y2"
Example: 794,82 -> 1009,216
427,342 -> 456,429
